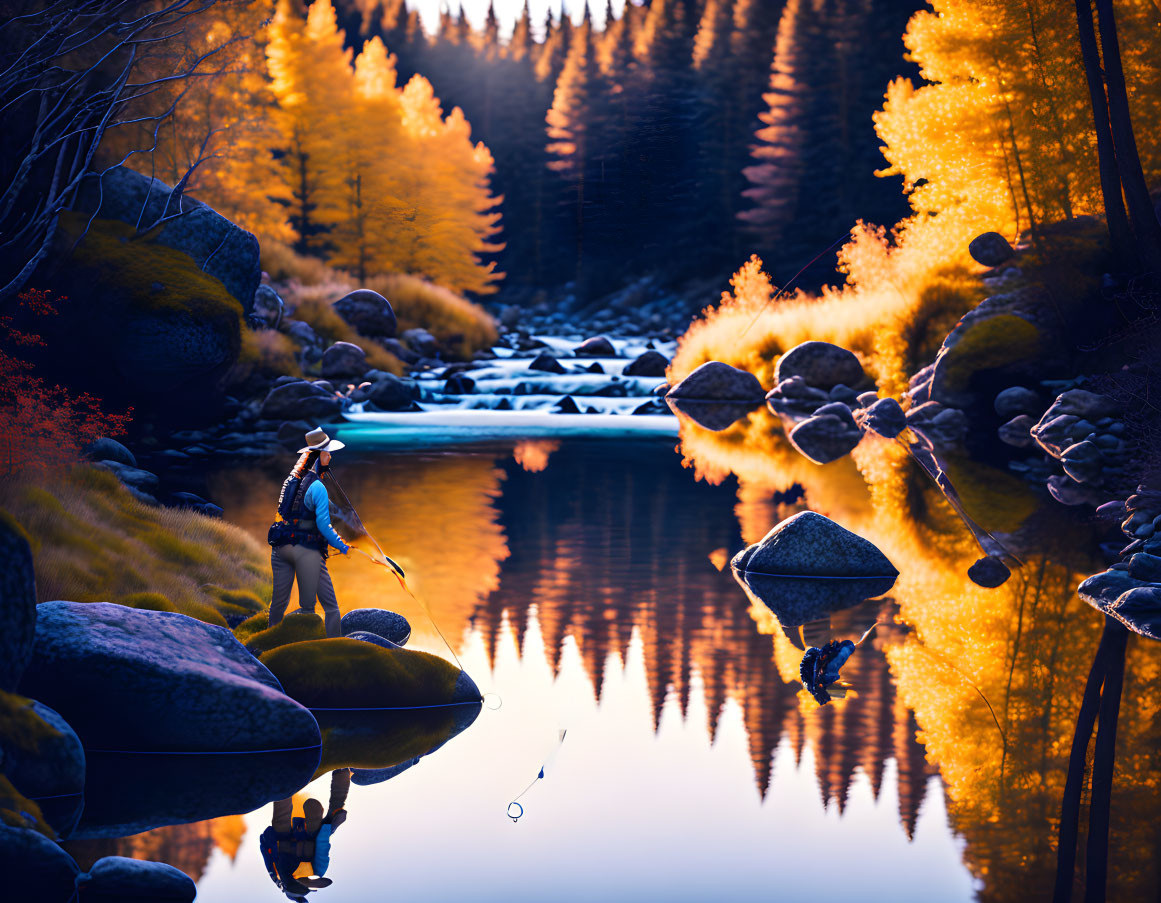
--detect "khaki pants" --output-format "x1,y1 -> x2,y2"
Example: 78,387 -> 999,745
270,544 -> 341,637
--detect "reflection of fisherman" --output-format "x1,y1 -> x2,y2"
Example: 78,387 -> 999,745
268,428 -> 351,637
799,622 -> 877,706
261,769 -> 353,900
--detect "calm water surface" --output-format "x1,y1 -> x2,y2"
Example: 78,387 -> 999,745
70,436 -> 1161,901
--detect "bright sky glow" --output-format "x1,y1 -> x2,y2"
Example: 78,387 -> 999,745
406,0 -> 629,39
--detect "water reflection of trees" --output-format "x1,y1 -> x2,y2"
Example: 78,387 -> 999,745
474,443 -> 931,824
677,413 -> 1161,900
63,815 -> 245,882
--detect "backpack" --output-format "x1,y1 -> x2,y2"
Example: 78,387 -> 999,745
268,468 -> 326,551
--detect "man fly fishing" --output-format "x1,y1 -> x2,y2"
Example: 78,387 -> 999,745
268,427 -> 351,637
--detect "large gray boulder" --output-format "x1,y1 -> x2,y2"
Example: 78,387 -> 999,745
774,342 -> 865,390
341,608 -> 411,646
73,166 -> 259,314
0,517 -> 36,691
668,361 -> 765,402
17,602 -> 321,754
787,403 -> 863,464
260,380 -> 343,421
334,289 -> 397,338
732,511 -> 898,579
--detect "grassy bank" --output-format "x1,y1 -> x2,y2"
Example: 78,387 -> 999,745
0,466 -> 269,627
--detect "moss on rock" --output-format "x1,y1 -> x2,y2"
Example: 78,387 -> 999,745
241,611 -> 327,656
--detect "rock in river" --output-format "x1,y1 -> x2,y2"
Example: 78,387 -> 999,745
775,341 -> 866,390
17,602 -> 321,755
861,397 -> 906,439
0,696 -> 85,836
623,349 -> 669,377
529,352 -> 566,374
668,361 -> 765,402
573,335 -> 616,357
968,231 -> 1014,267
732,511 -> 898,580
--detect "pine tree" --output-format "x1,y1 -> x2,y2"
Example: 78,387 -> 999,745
507,0 -> 536,62
266,0 -> 356,256
328,36 -> 405,281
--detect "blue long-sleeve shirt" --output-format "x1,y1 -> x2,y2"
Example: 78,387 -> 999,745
304,479 -> 349,554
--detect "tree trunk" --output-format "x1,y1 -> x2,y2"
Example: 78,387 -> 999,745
1094,0 -> 1161,272
1073,0 -> 1136,271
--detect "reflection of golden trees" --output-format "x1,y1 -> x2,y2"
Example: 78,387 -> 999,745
63,815 -> 245,880
208,454 -> 509,647
676,401 -> 1161,899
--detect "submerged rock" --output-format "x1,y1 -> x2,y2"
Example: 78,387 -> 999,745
1107,586 -> 1161,641
732,511 -> 898,579
334,289 -> 397,338
0,517 -> 36,691
668,361 -> 765,402
18,602 -> 321,755
340,609 -> 411,647
1061,440 -> 1104,484
775,341 -> 865,390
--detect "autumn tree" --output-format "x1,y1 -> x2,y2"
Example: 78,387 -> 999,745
874,0 -> 1161,255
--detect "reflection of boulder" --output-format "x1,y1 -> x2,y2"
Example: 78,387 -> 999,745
733,570 -> 896,627
2,823 -> 197,902
0,694 -> 85,837
732,511 -> 898,579
787,403 -> 863,464
665,397 -> 762,431
352,755 -> 422,786
72,747 -> 319,839
18,602 -> 321,754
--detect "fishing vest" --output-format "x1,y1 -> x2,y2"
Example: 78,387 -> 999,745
268,468 -> 326,552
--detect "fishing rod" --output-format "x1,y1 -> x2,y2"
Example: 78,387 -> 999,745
323,468 -> 465,671
507,729 -> 567,822
738,231 -> 852,339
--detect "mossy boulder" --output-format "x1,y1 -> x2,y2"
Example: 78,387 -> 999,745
49,213 -> 243,394
928,291 -> 1047,407
260,640 -> 482,774
18,602 -> 320,755
241,611 -> 328,657
0,823 -> 79,900
73,165 -> 259,313
0,513 -> 36,691
0,692 -> 85,837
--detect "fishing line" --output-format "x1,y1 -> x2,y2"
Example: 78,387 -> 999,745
325,469 -> 465,671
913,642 -> 1007,746
739,232 -> 852,339
507,729 -> 567,822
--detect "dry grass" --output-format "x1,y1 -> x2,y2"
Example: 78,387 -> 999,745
259,237 -> 331,286
0,466 -> 270,626
365,273 -> 498,358
232,327 -> 303,380
287,291 -> 405,376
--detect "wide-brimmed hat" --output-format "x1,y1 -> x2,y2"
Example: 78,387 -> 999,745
298,427 -> 346,454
